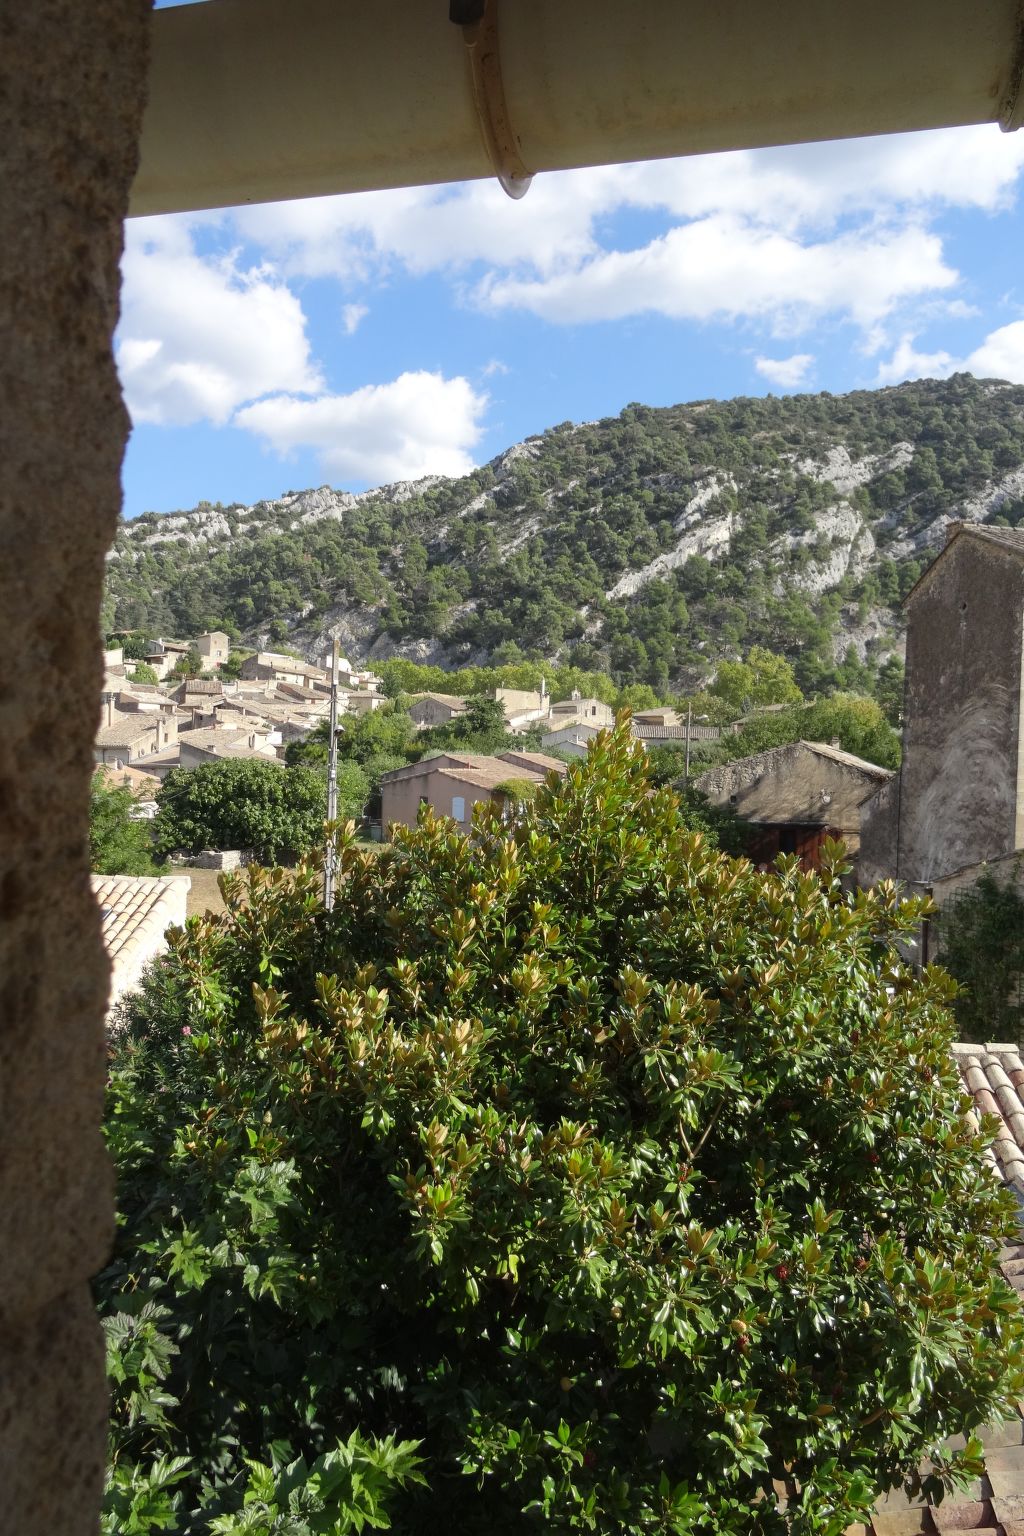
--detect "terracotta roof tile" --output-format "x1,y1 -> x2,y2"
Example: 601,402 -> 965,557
953,1045 -> 1024,1204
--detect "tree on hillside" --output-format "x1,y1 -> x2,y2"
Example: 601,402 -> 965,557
709,646 -> 804,716
875,654 -> 906,728
89,773 -> 157,875
100,723 -> 1023,1533
128,660 -> 159,685
153,760 -> 333,863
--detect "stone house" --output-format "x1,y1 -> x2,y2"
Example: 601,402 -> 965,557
408,692 -> 468,728
861,525 -> 1024,888
94,707 -> 178,767
239,650 -> 327,688
697,740 -> 892,869
144,637 -> 192,680
547,693 -> 615,728
113,682 -> 178,717
633,707 -> 682,728
195,630 -> 230,668
178,727 -> 281,770
541,721 -> 604,758
492,686 -> 550,731
344,690 -> 385,716
380,750 -> 565,835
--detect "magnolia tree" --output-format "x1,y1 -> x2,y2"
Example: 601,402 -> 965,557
99,724 -> 1023,1535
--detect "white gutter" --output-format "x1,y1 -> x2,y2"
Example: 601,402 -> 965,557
132,0 -> 1024,217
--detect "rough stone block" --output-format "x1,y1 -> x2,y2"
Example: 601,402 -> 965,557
0,1287 -> 107,1536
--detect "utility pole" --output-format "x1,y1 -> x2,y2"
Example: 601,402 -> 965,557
324,638 -> 340,911
685,701 -> 692,779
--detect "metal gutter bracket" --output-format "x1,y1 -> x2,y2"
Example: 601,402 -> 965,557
1001,2 -> 1024,129
451,0 -> 533,198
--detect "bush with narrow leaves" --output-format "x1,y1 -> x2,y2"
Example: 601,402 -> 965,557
98,722 -> 1024,1534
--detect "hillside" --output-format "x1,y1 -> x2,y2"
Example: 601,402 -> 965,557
105,375 -> 1024,694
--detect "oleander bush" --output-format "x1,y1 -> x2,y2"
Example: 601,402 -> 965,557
97,722 -> 1024,1534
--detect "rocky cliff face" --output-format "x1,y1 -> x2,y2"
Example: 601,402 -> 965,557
105,376 -> 1024,691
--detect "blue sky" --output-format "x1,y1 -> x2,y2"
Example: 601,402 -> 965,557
119,122 -> 1024,519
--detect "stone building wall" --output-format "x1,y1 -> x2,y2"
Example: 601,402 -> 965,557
896,533 -> 1024,884
0,5 -> 151,1533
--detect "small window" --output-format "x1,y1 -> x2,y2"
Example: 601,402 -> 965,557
592,704 -> 597,715
451,795 -> 466,821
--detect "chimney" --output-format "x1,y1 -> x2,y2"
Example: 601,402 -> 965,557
946,519 -> 964,545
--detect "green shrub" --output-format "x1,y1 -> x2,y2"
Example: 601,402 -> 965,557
153,759 -> 335,864
90,772 -> 158,875
938,866 -> 1024,1047
99,724 -> 1023,1533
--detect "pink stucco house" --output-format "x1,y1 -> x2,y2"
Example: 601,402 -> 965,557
379,750 -> 565,836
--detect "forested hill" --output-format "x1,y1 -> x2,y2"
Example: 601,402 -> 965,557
105,375 -> 1024,695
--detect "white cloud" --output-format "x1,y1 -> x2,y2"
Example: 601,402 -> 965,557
875,335 -> 956,386
341,303 -> 368,335
482,358 -> 509,377
875,320 -> 1024,387
234,370 -> 487,484
755,353 -> 814,388
480,221 -> 955,330
965,320 -> 1024,383
118,220 -> 321,425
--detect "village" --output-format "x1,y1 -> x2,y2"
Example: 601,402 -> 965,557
94,518 -> 1024,1042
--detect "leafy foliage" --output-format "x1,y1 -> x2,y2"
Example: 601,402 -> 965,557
90,772 -> 158,875
709,694 -> 901,773
938,866 -> 1024,1047
708,647 -> 803,715
99,723 -> 1023,1533
153,760 -> 332,863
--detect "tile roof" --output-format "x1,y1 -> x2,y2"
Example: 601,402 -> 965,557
410,692 -> 468,709
92,874 -> 178,962
799,740 -> 894,780
543,718 -> 603,737
92,874 -> 190,1014
176,678 -> 224,695
95,714 -> 160,746
497,750 -> 567,773
179,727 -> 280,760
953,1044 -> 1024,1201
96,763 -> 161,795
958,523 -> 1024,557
630,722 -> 687,740
435,762 -> 553,792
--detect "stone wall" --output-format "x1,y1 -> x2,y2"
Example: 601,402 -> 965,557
0,5 -> 151,1532
897,535 -> 1024,883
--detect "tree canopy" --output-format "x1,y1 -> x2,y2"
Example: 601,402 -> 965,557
99,724 -> 1023,1534
89,772 -> 157,875
153,759 -> 334,863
